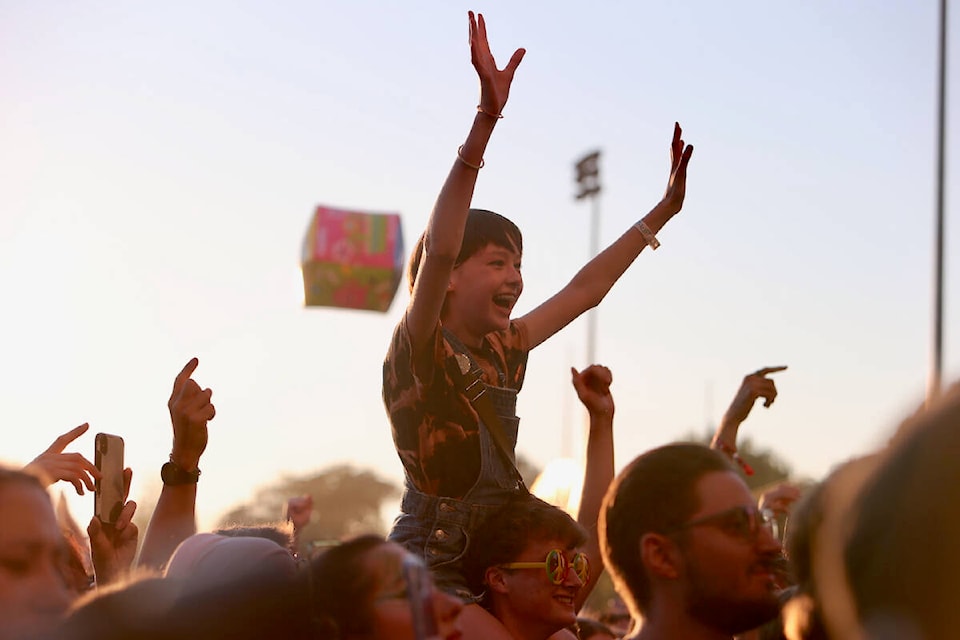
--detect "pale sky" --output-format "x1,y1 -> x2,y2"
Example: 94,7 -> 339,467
2,1 -> 957,530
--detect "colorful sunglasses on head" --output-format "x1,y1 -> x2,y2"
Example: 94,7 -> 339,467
500,549 -> 589,585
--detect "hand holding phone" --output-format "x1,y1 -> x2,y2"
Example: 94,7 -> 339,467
94,433 -> 125,525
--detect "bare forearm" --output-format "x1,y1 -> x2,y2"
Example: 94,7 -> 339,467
575,410 -> 614,610
711,413 -> 742,450
137,485 -> 197,570
407,112 -> 501,346
567,201 -> 675,309
579,413 -> 614,532
425,113 -> 499,260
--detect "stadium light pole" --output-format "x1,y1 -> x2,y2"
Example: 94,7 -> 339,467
929,0 -> 948,403
574,151 -> 602,368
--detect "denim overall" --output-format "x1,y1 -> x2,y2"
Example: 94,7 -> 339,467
387,331 -> 524,600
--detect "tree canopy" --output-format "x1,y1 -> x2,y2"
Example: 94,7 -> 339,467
683,429 -> 793,492
217,464 -> 399,546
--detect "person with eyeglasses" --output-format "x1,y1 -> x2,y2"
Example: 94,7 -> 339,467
462,494 -> 592,640
457,362 -> 614,640
308,535 -> 465,640
600,443 -> 784,640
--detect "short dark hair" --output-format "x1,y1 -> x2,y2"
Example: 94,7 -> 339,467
463,493 -> 588,599
407,208 -> 522,292
600,443 -> 733,615
213,522 -> 295,552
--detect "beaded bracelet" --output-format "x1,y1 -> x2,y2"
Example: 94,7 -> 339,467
716,441 -> 755,476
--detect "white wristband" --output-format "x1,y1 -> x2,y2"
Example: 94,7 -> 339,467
634,220 -> 660,250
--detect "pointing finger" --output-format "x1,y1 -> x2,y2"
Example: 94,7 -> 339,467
172,358 -> 200,397
47,423 -> 90,454
753,366 -> 788,377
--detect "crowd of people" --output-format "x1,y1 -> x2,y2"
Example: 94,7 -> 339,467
4,10 -> 958,640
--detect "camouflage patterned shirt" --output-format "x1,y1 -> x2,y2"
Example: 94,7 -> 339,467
383,315 -> 530,499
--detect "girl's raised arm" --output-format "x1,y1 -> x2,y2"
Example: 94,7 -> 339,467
405,12 -> 525,353
520,123 -> 693,349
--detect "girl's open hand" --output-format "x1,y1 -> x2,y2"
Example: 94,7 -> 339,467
469,11 -> 525,117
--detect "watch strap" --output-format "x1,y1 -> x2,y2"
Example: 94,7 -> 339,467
161,456 -> 201,486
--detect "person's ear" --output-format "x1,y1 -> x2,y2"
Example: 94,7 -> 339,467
447,266 -> 462,293
640,533 -> 682,579
484,566 -> 510,595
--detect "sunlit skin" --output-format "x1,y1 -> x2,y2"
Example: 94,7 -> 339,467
489,537 -> 586,640
0,482 -> 72,640
634,471 -> 782,640
680,472 -> 782,617
366,541 -> 464,640
444,243 -> 523,348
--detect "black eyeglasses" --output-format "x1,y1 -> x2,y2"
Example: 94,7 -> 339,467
667,505 -> 778,543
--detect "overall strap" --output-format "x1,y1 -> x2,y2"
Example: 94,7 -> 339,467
442,329 -> 528,492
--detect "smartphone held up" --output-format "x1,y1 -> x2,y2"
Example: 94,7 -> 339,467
94,433 -> 124,525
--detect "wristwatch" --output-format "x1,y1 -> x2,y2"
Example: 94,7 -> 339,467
161,456 -> 201,486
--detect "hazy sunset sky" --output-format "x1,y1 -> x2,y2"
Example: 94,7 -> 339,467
2,1 -> 956,528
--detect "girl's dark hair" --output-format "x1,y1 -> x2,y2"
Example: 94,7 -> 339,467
407,208 -> 522,292
306,534 -> 387,639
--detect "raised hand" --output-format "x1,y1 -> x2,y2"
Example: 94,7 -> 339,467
724,366 -> 788,425
24,423 -> 101,495
138,360 -> 213,570
87,467 -> 138,585
571,364 -> 615,612
570,365 -> 614,417
285,495 -> 314,532
469,11 -> 525,117
660,122 -> 695,216
758,482 -> 802,517
168,357 -> 216,472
